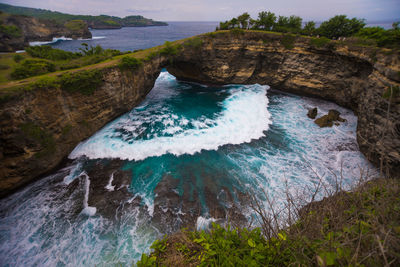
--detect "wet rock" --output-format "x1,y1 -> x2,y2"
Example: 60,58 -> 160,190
314,109 -> 347,127
83,160 -> 140,220
307,107 -> 318,119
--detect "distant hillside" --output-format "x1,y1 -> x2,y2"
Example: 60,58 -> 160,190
0,3 -> 168,29
0,11 -> 91,51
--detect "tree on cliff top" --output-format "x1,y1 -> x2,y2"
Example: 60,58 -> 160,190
318,15 -> 366,38
237,12 -> 251,29
254,11 -> 276,30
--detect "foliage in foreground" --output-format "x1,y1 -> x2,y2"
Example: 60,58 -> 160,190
137,178 -> 400,266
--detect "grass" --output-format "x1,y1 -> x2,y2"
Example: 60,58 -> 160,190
309,37 -> 331,48
137,178 -> 400,266
0,30 -> 398,102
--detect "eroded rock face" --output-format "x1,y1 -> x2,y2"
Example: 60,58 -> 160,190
1,31 -> 399,197
167,32 -> 400,177
0,57 -> 167,197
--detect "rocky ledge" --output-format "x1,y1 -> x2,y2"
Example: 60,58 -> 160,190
0,31 -> 399,197
167,31 -> 400,177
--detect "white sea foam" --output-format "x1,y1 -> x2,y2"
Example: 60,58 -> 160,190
81,172 -> 97,216
29,36 -> 73,46
105,172 -> 116,191
196,216 -> 217,230
69,81 -> 271,161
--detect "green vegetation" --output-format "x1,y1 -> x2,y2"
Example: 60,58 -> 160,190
217,11 -> 400,49
1,44 -> 124,81
280,34 -> 296,49
159,41 -> 181,57
64,19 -> 86,31
230,28 -> 245,35
118,56 -> 143,71
183,37 -> 203,49
318,15 -> 365,39
0,3 -> 167,28
26,45 -> 81,61
11,59 -> 55,79
138,178 -> 400,266
59,70 -> 103,95
0,23 -> 21,37
356,26 -> 400,49
13,54 -> 23,62
310,37 -> 332,48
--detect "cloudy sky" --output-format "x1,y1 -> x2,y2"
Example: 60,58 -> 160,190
1,0 -> 399,22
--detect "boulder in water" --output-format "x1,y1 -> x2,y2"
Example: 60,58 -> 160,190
314,109 -> 347,127
307,107 -> 318,119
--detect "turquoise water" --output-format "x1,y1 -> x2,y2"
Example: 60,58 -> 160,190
0,71 -> 376,266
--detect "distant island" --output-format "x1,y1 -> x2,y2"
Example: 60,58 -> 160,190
0,3 -> 168,29
0,3 -> 168,51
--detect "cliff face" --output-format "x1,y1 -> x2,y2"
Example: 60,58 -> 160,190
0,31 -> 399,197
0,13 -> 92,52
0,57 -> 166,197
167,32 -> 400,176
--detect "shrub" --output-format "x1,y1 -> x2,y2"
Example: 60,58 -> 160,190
118,56 -> 143,71
159,41 -> 180,56
183,37 -> 203,49
310,37 -> 331,48
11,59 -> 56,79
230,28 -> 245,35
356,27 -> 400,48
13,54 -> 24,63
138,178 -> 400,266
26,45 -> 81,61
280,34 -> 296,49
144,51 -> 159,61
30,76 -> 59,90
60,70 -> 103,95
0,24 -> 22,38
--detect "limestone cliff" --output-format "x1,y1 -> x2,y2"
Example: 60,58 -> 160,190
0,31 -> 399,197
0,57 -> 166,197
0,13 -> 92,52
167,31 -> 400,176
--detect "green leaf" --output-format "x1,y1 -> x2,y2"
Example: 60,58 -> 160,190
248,239 -> 256,248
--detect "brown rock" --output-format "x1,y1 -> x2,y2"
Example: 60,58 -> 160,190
307,107 -> 318,119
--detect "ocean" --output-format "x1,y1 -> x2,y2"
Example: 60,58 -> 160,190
1,22 -> 378,266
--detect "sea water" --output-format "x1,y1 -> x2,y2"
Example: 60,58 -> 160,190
0,71 -> 377,266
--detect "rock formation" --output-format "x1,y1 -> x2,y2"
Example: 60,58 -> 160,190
0,31 -> 399,197
167,31 -> 400,177
0,13 -> 91,52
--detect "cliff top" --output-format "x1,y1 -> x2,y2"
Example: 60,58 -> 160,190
0,30 -> 399,103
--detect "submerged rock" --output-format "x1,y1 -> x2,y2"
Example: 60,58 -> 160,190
314,109 -> 347,127
307,107 -> 318,119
